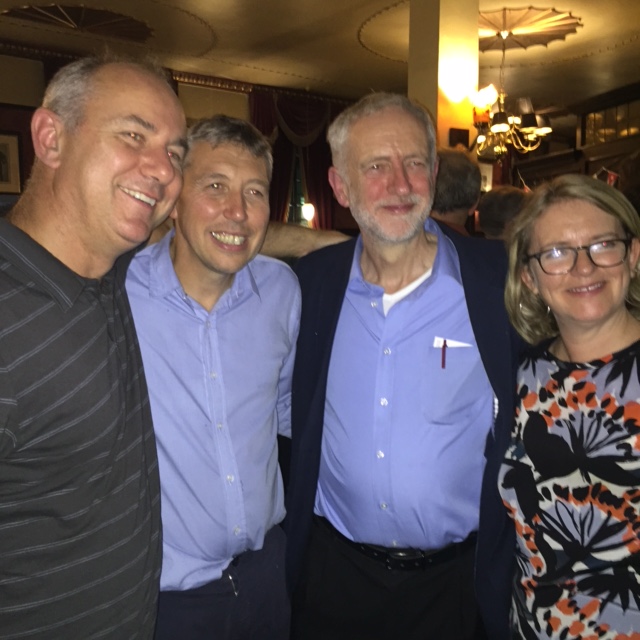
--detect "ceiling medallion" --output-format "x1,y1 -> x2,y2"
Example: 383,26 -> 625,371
1,5 -> 153,43
479,6 -> 582,52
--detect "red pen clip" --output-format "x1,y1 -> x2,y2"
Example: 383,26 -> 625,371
441,339 -> 447,369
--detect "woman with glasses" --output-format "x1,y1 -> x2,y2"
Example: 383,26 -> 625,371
500,174 -> 640,639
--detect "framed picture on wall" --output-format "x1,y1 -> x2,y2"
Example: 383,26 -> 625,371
0,133 -> 21,194
478,161 -> 494,192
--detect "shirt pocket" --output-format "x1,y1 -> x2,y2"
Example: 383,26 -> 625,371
422,340 -> 487,426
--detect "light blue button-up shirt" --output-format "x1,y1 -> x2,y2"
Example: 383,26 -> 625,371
126,232 -> 301,590
315,219 -> 494,550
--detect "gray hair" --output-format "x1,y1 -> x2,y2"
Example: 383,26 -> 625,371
186,115 -> 273,181
432,149 -> 481,213
327,93 -> 437,174
477,185 -> 530,239
505,174 -> 640,344
42,54 -> 173,130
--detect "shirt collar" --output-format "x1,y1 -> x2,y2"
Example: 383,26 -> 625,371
147,229 -> 261,306
148,231 -> 183,298
0,217 -> 118,310
348,216 -> 462,290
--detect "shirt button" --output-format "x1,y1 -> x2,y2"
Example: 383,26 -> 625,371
210,372 -> 217,379
376,450 -> 385,459
383,347 -> 391,355
380,398 -> 388,406
391,540 -> 398,547
226,474 -> 234,483
380,502 -> 388,510
233,526 -> 241,536
371,301 -> 378,308
217,423 -> 223,430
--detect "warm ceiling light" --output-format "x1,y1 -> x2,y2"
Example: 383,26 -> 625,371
472,84 -> 499,110
490,111 -> 510,134
472,7 -> 576,159
519,113 -> 538,133
534,115 -> 553,136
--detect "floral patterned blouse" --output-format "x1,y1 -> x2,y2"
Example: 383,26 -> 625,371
499,340 -> 640,640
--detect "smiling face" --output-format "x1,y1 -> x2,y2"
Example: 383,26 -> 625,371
54,63 -> 186,265
328,107 -> 436,245
522,198 -> 640,335
170,140 -> 270,303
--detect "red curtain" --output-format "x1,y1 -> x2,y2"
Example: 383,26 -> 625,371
249,90 -> 294,223
249,88 -> 346,229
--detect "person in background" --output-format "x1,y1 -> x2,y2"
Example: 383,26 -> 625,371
618,150 -> 640,215
126,115 -> 300,640
0,55 -> 186,637
502,174 -> 640,638
286,92 -> 520,640
477,185 -> 530,241
429,148 -> 482,236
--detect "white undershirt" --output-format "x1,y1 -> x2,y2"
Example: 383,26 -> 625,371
382,268 -> 432,315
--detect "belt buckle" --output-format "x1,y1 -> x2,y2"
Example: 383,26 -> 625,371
383,548 -> 429,571
388,548 -> 426,562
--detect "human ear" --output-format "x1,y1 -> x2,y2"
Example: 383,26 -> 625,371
328,166 -> 350,208
628,237 -> 640,272
521,264 -> 539,296
30,108 -> 64,169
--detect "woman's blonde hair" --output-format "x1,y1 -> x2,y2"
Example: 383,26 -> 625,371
505,174 -> 640,344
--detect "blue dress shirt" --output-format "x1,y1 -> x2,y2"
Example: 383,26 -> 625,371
315,219 -> 494,550
126,232 -> 301,591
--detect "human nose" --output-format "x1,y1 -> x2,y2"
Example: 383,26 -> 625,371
572,246 -> 596,273
389,164 -> 411,195
142,146 -> 177,185
223,191 -> 248,221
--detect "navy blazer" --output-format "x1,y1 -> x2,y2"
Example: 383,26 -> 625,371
285,225 -> 521,640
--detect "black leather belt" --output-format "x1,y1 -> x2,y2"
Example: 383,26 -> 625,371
317,516 -> 477,571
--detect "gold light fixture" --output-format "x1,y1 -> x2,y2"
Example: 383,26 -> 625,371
473,41 -> 551,158
472,6 -> 582,158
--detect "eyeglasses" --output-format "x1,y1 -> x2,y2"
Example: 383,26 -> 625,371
525,238 -> 632,275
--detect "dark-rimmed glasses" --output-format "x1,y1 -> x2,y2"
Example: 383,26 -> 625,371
525,238 -> 632,275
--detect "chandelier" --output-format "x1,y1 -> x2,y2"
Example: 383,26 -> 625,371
471,6 -> 582,159
472,42 -> 551,158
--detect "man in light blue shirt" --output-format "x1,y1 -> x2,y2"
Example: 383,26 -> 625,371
286,94 -> 520,640
126,115 -> 301,640
316,216 -> 493,551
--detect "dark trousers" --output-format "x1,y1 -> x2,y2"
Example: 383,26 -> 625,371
154,525 -> 290,640
291,516 -> 486,640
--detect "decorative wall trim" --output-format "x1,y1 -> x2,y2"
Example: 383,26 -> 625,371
171,71 -> 253,93
0,39 -> 351,104
0,39 -> 76,62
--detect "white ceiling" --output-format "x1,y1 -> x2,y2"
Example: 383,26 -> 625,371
0,0 -> 638,117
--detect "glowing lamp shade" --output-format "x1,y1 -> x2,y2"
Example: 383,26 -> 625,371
301,202 -> 315,222
519,112 -> 538,133
535,115 -> 552,136
473,84 -> 499,110
490,111 -> 510,133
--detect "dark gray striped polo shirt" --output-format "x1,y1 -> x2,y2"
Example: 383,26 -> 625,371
0,218 -> 161,639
